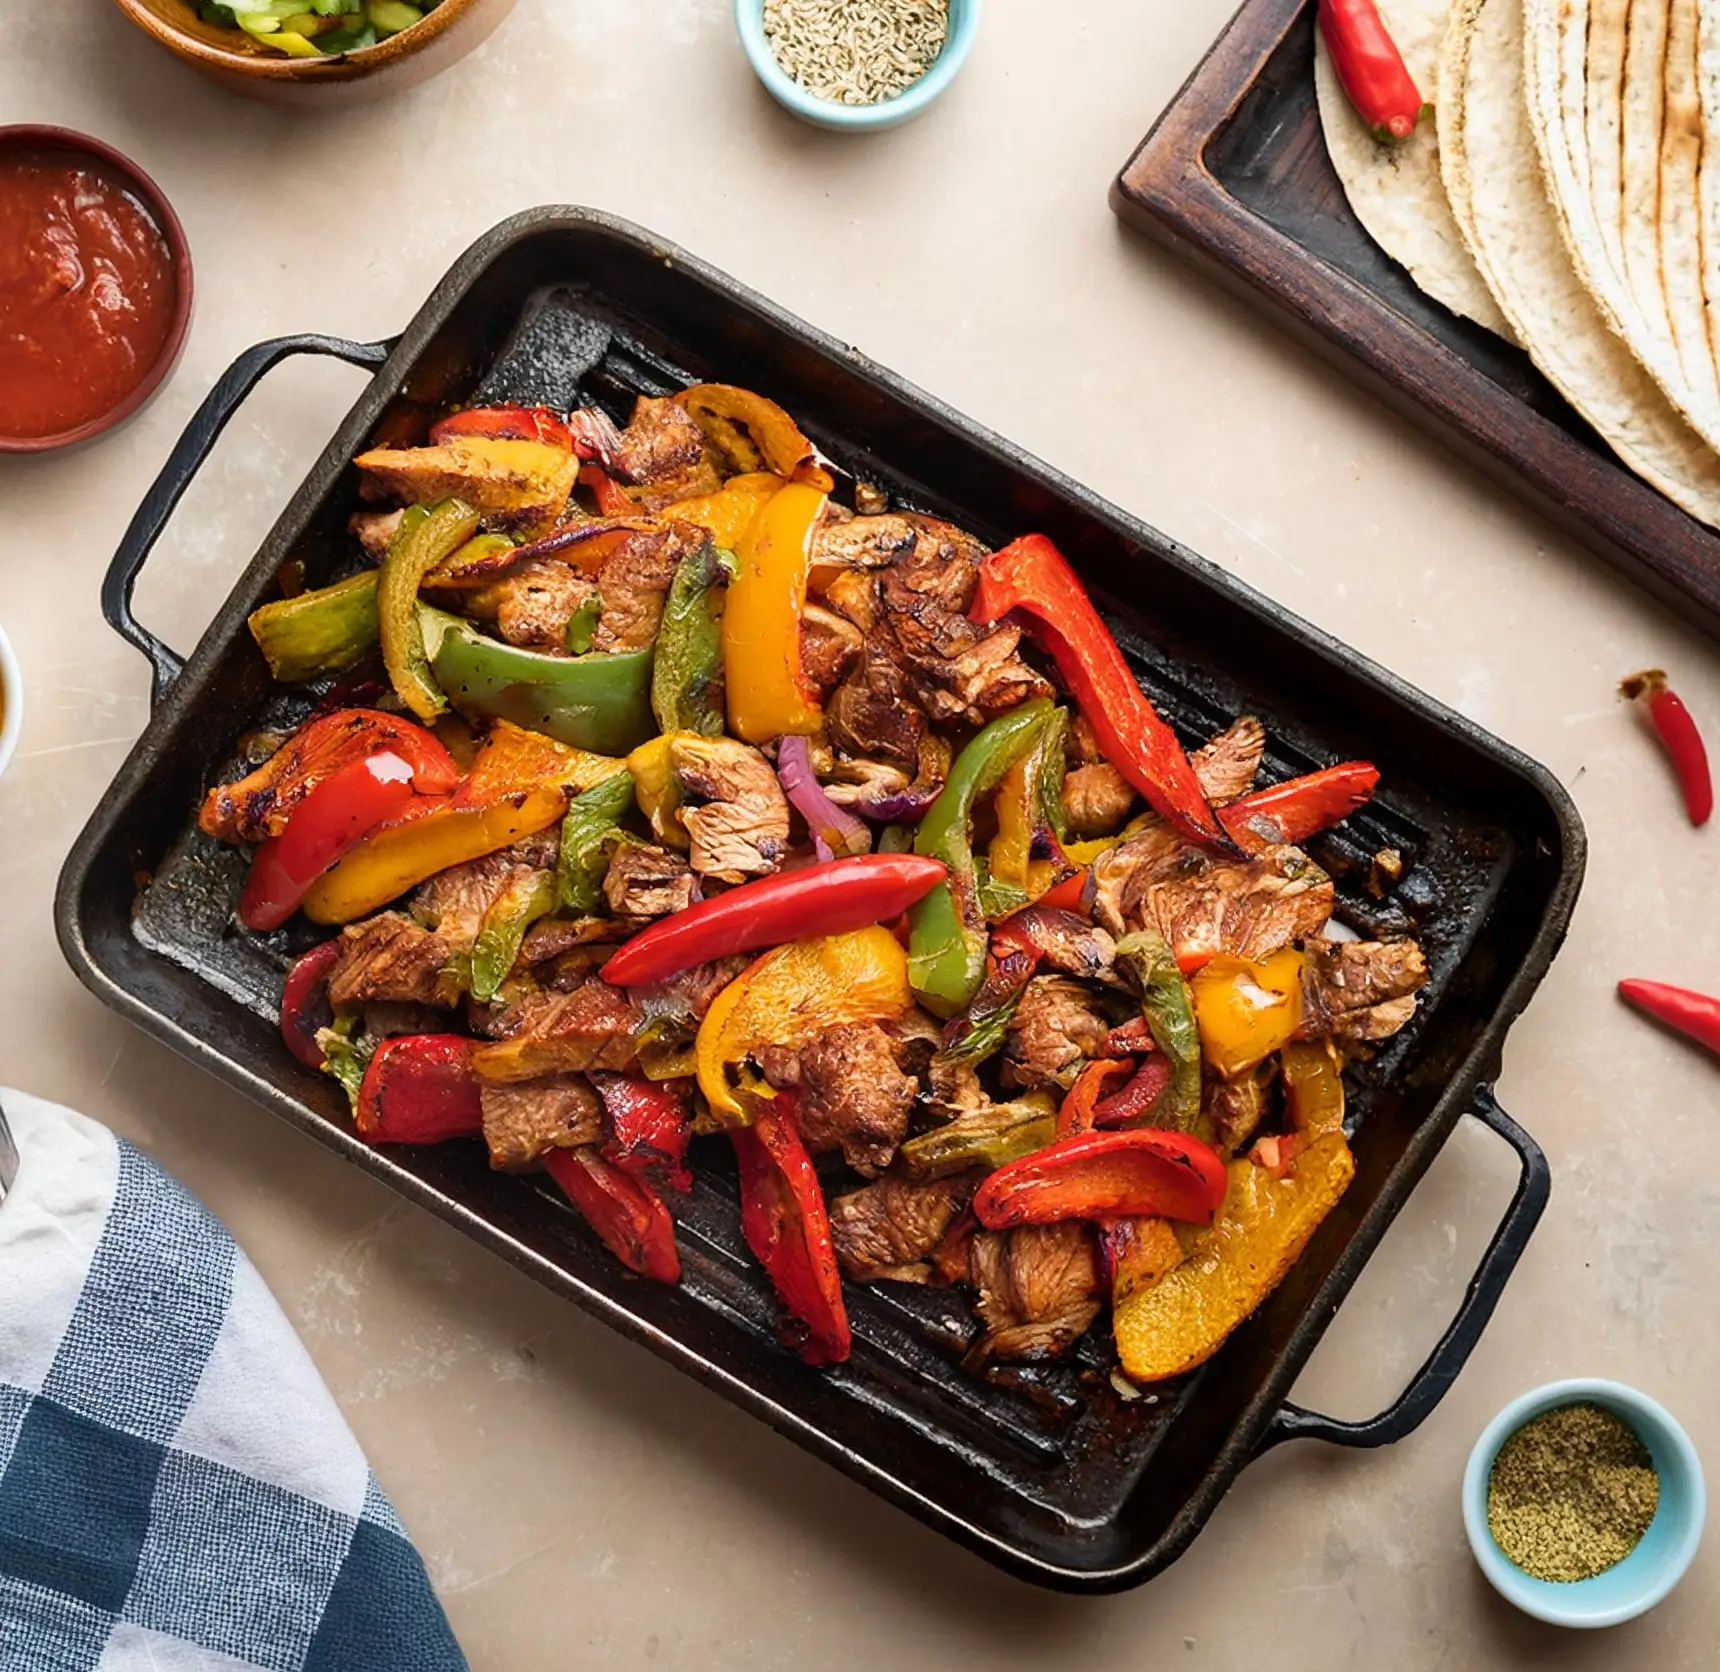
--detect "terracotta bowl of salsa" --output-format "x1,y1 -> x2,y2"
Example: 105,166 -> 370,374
0,128 -> 192,455
108,0 -> 515,105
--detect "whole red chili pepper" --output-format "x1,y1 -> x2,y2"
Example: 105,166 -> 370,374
429,405 -> 576,451
970,536 -> 1236,854
972,1128 -> 1227,1231
1618,979 -> 1720,1056
1318,0 -> 1430,142
280,939 -> 343,1069
732,1099 -> 850,1366
544,1148 -> 682,1284
355,1035 -> 485,1146
595,1075 -> 694,1194
1621,669 -> 1713,827
1220,761 -> 1380,851
600,854 -> 948,988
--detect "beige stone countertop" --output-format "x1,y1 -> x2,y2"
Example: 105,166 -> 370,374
4,1 -> 1718,1666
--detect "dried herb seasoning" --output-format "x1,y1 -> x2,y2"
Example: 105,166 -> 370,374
1487,1403 -> 1660,1583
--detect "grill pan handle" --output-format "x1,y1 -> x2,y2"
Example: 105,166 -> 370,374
1261,1089 -> 1549,1452
102,333 -> 394,708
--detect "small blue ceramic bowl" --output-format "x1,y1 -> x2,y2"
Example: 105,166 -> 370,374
734,0 -> 979,131
1463,1379 -> 1704,1628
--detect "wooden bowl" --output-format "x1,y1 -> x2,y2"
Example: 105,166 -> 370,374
108,0 -> 515,104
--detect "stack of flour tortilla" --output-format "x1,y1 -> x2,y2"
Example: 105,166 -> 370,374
1315,0 -> 1720,527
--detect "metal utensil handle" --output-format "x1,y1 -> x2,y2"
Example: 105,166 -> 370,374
0,1096 -> 16,1206
1262,1088 -> 1549,1451
101,333 -> 394,709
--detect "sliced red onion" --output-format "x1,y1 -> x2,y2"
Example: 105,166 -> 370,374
776,735 -> 872,859
853,783 -> 942,824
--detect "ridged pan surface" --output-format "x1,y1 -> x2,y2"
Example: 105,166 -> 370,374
55,210 -> 1583,1591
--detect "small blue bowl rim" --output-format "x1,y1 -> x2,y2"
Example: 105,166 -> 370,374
734,0 -> 979,131
1462,1378 -> 1705,1628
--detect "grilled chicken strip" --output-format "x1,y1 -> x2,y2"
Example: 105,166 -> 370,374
1062,762 -> 1135,837
1003,976 -> 1114,1092
1298,939 -> 1429,1043
603,844 -> 696,920
829,1171 -> 980,1283
967,1223 -> 1102,1366
591,523 -> 706,654
611,396 -> 723,505
671,735 -> 791,882
326,913 -> 459,1009
760,1021 -> 917,1177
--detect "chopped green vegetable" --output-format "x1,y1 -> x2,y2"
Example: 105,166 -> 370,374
557,771 -> 637,913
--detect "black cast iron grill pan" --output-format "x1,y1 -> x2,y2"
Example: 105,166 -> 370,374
54,209 -> 1581,1592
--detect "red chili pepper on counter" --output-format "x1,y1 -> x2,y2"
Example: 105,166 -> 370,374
1221,761 -> 1381,851
544,1148 -> 682,1285
972,1129 -> 1228,1231
429,405 -> 577,451
1621,669 -> 1713,827
601,854 -> 948,988
355,1035 -> 485,1146
1317,0 -> 1429,142
596,1075 -> 694,1194
1618,980 -> 1720,1057
732,1100 -> 850,1366
970,536 -> 1236,854
280,939 -> 343,1069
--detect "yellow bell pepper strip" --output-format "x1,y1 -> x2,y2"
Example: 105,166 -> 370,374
1102,1215 -> 1187,1309
420,605 -> 656,757
556,770 -> 637,912
660,474 -> 780,549
651,539 -> 731,737
1112,1133 -> 1356,1382
908,699 -> 1054,1018
897,1093 -> 1058,1181
694,926 -> 911,1125
986,710 -> 1069,896
724,481 -> 826,744
300,722 -> 621,924
1282,1040 -> 1346,1139
378,499 -> 482,721
1191,950 -> 1306,1080
677,386 -> 826,484
1113,931 -> 1205,1137
247,571 -> 379,683
625,733 -> 690,850
466,871 -> 557,1003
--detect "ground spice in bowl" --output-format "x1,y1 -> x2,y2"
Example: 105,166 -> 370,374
1487,1403 -> 1661,1582
762,0 -> 949,105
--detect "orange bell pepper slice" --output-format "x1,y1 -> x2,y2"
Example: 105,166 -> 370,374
723,480 -> 826,744
676,385 -> 830,486
660,473 -> 781,549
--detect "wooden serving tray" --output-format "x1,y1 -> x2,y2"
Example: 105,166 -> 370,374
1111,0 -> 1720,634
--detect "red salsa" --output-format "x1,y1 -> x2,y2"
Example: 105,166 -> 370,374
0,149 -> 178,440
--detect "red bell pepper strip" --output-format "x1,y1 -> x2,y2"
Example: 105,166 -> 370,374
601,854 -> 948,988
1056,1059 -> 1134,1138
280,939 -> 343,1069
1317,0 -> 1428,141
429,405 -> 576,451
1035,868 -> 1091,914
1220,762 -> 1380,851
1094,1054 -> 1175,1128
544,1147 -> 682,1284
1621,670 -> 1713,827
970,536 -> 1234,853
240,750 -> 430,931
732,1100 -> 850,1366
972,1128 -> 1227,1230
580,461 -> 636,517
355,1035 -> 485,1146
596,1075 -> 694,1194
1618,979 -> 1720,1056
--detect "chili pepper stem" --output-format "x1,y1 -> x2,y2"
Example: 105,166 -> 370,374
1621,668 -> 1713,827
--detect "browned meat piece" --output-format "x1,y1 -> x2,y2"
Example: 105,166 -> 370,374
485,560 -> 596,652
1093,839 -> 1333,967
884,1006 -> 943,1077
410,834 -> 557,948
628,958 -> 749,1053
1062,762 -> 1135,837
469,980 -> 641,1081
350,508 -> 403,558
602,844 -> 696,920
353,438 -> 579,535
760,1022 -> 917,1176
1205,1063 -> 1274,1155
479,1073 -> 603,1171
800,603 -> 865,698
1001,909 -> 1118,982
671,735 -> 790,881
360,1000 -> 447,1039
589,523 -> 707,654
1299,939 -> 1428,1043
825,641 -> 928,772
518,916 -> 638,964
611,396 -> 717,488
1068,712 -> 1106,766
967,1223 -> 1102,1365
925,1052 -> 988,1120
326,912 -> 458,1008
812,512 -> 989,574
1003,976 -> 1113,1092
830,1171 -> 980,1282
1191,716 -> 1267,805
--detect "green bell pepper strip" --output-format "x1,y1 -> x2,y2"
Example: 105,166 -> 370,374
247,571 -> 379,683
419,606 -> 656,757
1031,706 -> 1072,843
469,871 -> 558,1002
1113,929 -> 1206,1139
317,1016 -> 375,1115
651,541 -> 732,738
908,699 -> 1053,1018
899,1095 -> 1057,1181
557,771 -> 637,912
378,499 -> 481,722
565,596 -> 601,655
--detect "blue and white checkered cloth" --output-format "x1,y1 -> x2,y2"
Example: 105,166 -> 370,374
0,1089 -> 469,1671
